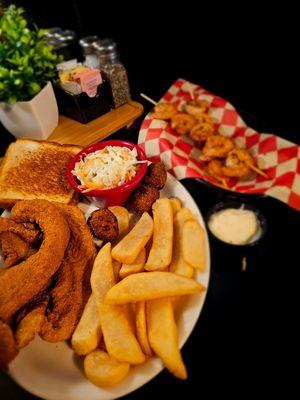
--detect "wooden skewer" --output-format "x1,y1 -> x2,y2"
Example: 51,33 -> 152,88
140,93 -> 158,106
185,82 -> 195,100
248,164 -> 269,179
221,178 -> 229,189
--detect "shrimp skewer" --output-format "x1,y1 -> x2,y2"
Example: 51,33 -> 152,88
199,135 -> 235,161
171,113 -> 197,135
207,160 -> 229,189
152,103 -> 177,120
184,99 -> 209,119
224,149 -> 268,179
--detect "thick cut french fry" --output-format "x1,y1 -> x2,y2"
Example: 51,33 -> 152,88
147,298 -> 187,379
170,197 -> 182,216
135,301 -> 152,356
111,212 -> 153,264
100,303 -> 145,364
145,198 -> 173,271
71,295 -> 102,355
109,206 -> 130,238
84,350 -> 130,387
112,259 -> 122,283
169,208 -> 195,278
72,243 -> 115,355
105,272 -> 205,304
182,220 -> 206,270
90,243 -> 115,306
119,248 -> 146,279
170,257 -> 194,278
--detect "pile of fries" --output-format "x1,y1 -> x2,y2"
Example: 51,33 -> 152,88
72,198 -> 206,387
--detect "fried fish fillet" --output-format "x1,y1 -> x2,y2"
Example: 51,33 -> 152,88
0,200 -> 70,322
0,321 -> 18,370
0,217 -> 39,244
15,292 -> 49,349
40,205 -> 96,342
0,232 -> 30,268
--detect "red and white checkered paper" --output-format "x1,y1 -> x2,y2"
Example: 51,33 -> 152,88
138,78 -> 300,211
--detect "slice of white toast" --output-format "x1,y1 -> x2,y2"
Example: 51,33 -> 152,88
0,139 -> 82,208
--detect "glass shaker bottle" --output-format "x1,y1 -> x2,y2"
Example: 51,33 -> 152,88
93,39 -> 130,108
79,36 -> 99,69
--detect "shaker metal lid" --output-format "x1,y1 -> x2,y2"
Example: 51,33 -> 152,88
92,38 -> 117,53
79,35 -> 99,47
44,27 -> 62,38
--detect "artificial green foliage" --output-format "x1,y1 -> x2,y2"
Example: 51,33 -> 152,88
0,5 -> 62,104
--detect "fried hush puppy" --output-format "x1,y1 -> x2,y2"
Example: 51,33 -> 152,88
143,162 -> 167,190
130,185 -> 160,214
88,208 -> 119,242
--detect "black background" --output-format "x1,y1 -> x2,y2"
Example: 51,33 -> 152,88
0,1 -> 299,398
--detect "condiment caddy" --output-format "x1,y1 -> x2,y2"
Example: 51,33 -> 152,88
54,38 -> 131,124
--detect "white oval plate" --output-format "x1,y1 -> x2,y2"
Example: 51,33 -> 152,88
5,174 -> 210,400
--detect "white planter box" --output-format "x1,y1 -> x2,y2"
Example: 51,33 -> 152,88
0,82 -> 58,140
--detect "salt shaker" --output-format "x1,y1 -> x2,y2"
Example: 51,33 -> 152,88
93,39 -> 130,108
79,36 -> 99,69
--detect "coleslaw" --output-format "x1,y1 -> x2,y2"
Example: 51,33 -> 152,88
72,146 -> 145,192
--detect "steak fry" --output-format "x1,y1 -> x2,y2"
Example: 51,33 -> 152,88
40,205 -> 96,342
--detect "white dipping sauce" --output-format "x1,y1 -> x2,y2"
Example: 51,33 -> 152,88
208,208 -> 259,245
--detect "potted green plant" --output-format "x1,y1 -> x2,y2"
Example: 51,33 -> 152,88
0,5 -> 62,139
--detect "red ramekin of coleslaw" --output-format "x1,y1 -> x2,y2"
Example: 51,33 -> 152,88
66,140 -> 148,207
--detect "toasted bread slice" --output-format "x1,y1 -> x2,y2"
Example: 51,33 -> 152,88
0,139 -> 82,208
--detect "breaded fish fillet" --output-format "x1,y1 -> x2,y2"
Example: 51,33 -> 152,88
0,232 -> 30,268
0,217 -> 39,244
40,205 -> 96,342
0,200 -> 70,322
0,321 -> 18,370
15,292 -> 49,349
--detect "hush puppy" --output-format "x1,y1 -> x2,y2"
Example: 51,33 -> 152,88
88,208 -> 119,241
143,162 -> 167,190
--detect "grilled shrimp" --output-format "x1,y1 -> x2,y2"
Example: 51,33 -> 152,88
171,113 -> 197,135
199,135 -> 235,161
222,148 -> 254,178
190,121 -> 216,142
185,99 -> 209,119
152,103 -> 177,120
207,160 -> 227,182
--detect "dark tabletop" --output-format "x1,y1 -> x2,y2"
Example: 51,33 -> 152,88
1,103 -> 299,398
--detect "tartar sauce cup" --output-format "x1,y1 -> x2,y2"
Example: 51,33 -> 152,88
206,201 -> 267,248
205,201 -> 267,273
66,140 -> 148,207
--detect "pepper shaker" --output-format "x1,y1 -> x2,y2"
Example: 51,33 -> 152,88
93,39 -> 130,108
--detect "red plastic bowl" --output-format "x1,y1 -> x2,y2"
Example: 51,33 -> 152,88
66,140 -> 148,207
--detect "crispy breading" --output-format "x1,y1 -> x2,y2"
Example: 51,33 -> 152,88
143,162 -> 167,190
0,200 -> 70,322
88,208 -> 119,241
0,231 -> 30,268
0,321 -> 18,370
130,185 -> 160,214
40,205 -> 96,342
15,292 -> 49,349
0,217 -> 39,243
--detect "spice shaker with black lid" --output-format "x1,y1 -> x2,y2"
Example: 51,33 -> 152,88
93,39 -> 130,108
79,36 -> 99,69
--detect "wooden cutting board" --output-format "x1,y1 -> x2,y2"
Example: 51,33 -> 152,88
49,100 -> 143,146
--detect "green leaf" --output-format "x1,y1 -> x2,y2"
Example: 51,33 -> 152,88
0,4 -> 63,103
